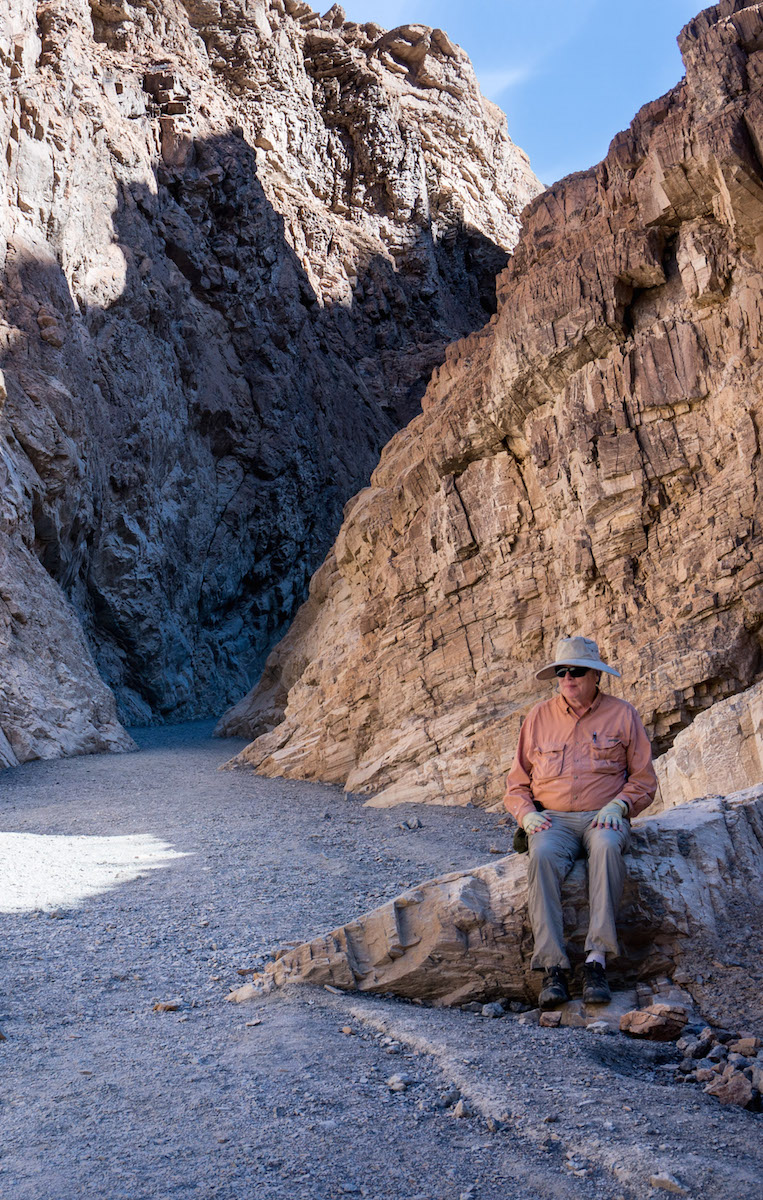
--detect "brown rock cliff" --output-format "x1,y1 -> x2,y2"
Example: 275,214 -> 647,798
221,1 -> 763,808
0,0 -> 539,761
653,678 -> 763,811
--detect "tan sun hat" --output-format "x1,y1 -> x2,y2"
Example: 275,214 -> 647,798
536,635 -> 621,681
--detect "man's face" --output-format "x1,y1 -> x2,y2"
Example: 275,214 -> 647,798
556,666 -> 599,709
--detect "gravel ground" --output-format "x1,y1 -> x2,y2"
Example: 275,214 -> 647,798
1,722 -> 761,1200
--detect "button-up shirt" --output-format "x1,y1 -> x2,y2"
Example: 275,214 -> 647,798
503,690 -> 657,824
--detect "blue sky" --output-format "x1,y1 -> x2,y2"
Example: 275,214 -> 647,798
338,0 -> 704,185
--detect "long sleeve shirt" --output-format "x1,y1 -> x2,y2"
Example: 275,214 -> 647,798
503,690 -> 657,825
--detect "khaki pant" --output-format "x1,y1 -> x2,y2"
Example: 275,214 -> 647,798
527,809 -> 630,970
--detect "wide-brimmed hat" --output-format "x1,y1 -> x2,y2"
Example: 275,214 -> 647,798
536,636 -> 621,681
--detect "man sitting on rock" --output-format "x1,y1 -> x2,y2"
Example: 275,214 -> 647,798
503,636 -> 657,1011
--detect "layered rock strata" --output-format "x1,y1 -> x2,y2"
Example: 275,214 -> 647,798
0,0 -> 539,762
222,1 -> 763,808
654,678 -> 763,811
229,786 -> 763,1033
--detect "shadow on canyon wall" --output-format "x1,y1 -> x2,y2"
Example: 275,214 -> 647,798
0,127 -> 509,727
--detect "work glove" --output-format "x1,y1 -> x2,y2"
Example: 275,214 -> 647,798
522,811 -> 552,835
591,797 -> 629,831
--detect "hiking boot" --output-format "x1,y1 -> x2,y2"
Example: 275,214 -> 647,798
538,966 -> 570,1010
582,960 -> 612,1005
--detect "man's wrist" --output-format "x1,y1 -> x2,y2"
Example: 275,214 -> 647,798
611,796 -> 629,816
505,794 -> 535,823
522,810 -> 547,832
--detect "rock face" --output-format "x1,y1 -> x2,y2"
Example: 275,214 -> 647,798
0,0 -> 539,762
619,1004 -> 689,1041
654,679 -> 763,812
222,1 -> 763,808
228,786 -> 763,1033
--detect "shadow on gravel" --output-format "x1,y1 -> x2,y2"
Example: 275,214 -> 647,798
583,1036 -> 677,1078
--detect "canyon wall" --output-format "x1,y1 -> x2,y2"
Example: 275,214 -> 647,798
221,0 -> 763,808
653,678 -> 763,812
0,0 -> 539,762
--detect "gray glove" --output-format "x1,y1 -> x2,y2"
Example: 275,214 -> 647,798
522,811 -> 552,834
591,797 -> 629,831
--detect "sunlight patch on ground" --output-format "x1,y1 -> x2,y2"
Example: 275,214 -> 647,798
0,832 -> 190,912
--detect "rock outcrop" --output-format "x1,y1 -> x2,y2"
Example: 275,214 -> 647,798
228,785 -> 763,1033
654,678 -> 763,812
0,0 -> 539,762
222,1 -> 763,808
619,1004 -> 689,1041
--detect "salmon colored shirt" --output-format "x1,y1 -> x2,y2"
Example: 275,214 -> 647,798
503,690 -> 657,825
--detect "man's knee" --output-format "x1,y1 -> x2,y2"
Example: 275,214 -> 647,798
528,834 -> 564,874
528,831 -> 556,858
587,826 -> 627,858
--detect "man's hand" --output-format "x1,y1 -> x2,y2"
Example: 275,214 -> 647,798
591,797 -> 629,831
522,811 -> 552,835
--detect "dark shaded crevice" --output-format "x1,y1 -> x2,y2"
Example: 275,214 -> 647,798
650,645 -> 763,758
1,120 -> 513,726
450,476 -> 480,562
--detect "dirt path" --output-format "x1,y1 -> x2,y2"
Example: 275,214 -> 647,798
1,724 -> 760,1199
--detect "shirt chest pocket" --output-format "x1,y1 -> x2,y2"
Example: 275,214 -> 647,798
533,743 -> 566,780
589,736 -> 626,774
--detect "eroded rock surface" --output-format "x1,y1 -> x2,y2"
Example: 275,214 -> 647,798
0,0 -> 539,761
654,678 -> 763,812
619,1004 -> 689,1041
222,0 -> 763,808
228,786 -> 763,1033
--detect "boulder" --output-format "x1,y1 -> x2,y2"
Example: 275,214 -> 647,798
228,786 -> 763,1034
619,1004 -> 689,1041
728,1036 -> 761,1055
539,1011 -> 562,1028
703,1070 -> 756,1108
653,680 -> 763,814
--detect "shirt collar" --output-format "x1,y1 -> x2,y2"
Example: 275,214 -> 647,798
556,688 -> 603,720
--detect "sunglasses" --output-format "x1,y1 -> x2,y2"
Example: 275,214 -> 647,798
554,665 -> 590,678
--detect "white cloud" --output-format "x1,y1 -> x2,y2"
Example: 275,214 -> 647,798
477,64 -> 534,99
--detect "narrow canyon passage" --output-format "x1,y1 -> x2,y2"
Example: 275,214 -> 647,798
0,726 -> 760,1199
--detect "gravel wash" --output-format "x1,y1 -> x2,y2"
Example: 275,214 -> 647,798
1,722 -> 761,1200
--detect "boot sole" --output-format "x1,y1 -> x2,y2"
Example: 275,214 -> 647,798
582,988 -> 612,1005
538,988 -> 570,1010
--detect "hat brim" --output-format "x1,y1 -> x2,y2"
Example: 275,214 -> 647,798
536,658 -> 622,681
